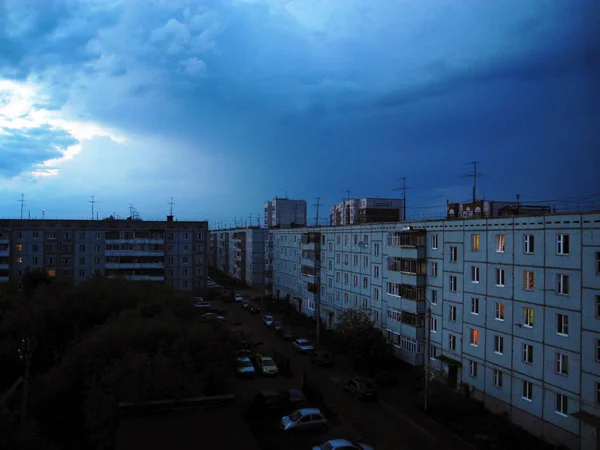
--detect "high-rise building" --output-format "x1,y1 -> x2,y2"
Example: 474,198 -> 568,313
269,209 -> 600,450
264,197 -> 307,228
0,216 -> 208,291
329,197 -> 405,226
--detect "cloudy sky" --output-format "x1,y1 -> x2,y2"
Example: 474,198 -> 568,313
0,0 -> 599,225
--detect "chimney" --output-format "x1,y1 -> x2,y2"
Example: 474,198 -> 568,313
167,215 -> 174,222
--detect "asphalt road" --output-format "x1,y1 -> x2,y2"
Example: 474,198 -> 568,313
220,292 -> 448,450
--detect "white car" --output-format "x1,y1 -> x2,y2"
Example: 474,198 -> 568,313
292,338 -> 315,354
234,294 -> 243,302
235,357 -> 255,378
313,439 -> 374,450
281,408 -> 328,433
263,315 -> 274,326
256,356 -> 279,376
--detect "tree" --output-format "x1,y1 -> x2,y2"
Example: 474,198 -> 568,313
336,307 -> 389,375
21,268 -> 53,296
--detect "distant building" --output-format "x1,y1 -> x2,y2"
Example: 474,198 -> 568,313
264,197 -> 307,228
329,198 -> 405,226
209,227 -> 267,288
0,216 -> 209,292
447,200 -> 551,219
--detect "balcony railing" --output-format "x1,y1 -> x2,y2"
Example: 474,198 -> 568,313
301,232 -> 321,245
387,231 -> 425,248
387,257 -> 426,275
301,265 -> 317,277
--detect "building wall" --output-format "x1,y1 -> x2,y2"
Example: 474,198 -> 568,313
264,198 -> 307,228
0,219 -> 208,292
270,212 -> 600,450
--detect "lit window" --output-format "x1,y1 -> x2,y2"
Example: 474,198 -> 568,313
47,269 -> 56,277
16,244 -> 24,252
524,271 -> 534,291
471,234 -> 480,251
523,307 -> 534,327
470,329 -> 479,346
17,257 -> 23,263
496,234 -> 505,253
495,302 -> 505,320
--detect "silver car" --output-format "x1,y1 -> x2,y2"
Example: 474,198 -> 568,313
292,338 -> 315,354
313,439 -> 374,450
280,408 -> 328,433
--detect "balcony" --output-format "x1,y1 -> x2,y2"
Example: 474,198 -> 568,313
105,238 -> 165,245
301,232 -> 321,246
0,263 -> 9,270
387,257 -> 426,275
387,231 -> 425,248
115,275 -> 165,281
301,265 -> 318,277
0,246 -> 9,257
105,262 -> 164,270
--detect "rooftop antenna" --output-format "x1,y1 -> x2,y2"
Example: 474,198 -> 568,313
285,190 -> 288,199
28,210 -> 30,220
392,176 -> 413,221
313,197 -> 321,227
88,195 -> 97,220
461,161 -> 484,203
168,197 -> 175,216
18,194 -> 25,220
344,190 -> 351,225
128,203 -> 134,218
256,213 -> 260,227
248,214 -> 253,228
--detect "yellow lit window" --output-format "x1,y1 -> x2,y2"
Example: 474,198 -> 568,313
17,257 -> 23,263
524,308 -> 534,327
16,244 -> 23,252
470,329 -> 479,346
524,271 -> 535,291
47,269 -> 56,277
471,234 -> 480,251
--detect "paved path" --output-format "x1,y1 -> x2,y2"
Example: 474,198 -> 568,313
221,296 -> 473,450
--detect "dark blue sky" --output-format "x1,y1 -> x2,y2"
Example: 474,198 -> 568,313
0,0 -> 599,223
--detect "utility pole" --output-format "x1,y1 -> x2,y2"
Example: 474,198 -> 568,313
19,194 -> 25,220
89,195 -> 97,220
313,197 -> 321,227
256,214 -> 260,227
19,336 -> 37,429
462,161 -> 483,204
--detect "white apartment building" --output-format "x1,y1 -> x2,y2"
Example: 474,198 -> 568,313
329,197 -> 405,226
270,211 -> 600,450
264,197 -> 307,228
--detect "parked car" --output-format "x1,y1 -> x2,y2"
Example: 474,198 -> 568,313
242,301 -> 251,310
263,315 -> 275,326
280,388 -> 307,409
248,304 -> 261,314
313,439 -> 374,450
280,408 -> 328,433
194,301 -> 212,309
234,293 -> 244,302
310,349 -> 332,367
255,355 -> 279,376
292,338 -> 314,354
272,321 -> 284,332
279,327 -> 296,341
234,357 -> 255,378
343,377 -> 378,401
251,388 -> 306,414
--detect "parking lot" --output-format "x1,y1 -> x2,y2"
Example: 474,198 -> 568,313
203,282 -> 467,450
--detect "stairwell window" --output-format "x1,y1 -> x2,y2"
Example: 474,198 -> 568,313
471,266 -> 480,283
494,335 -> 504,355
556,393 -> 568,416
471,297 -> 479,315
430,317 -> 438,333
469,329 -> 479,346
496,234 -> 505,253
449,305 -> 457,322
522,381 -> 533,401
556,352 -> 569,376
431,234 -> 438,250
556,274 -> 569,295
524,271 -> 535,291
523,344 -> 534,364
448,334 -> 456,351
449,275 -> 457,292
557,234 -> 570,255
495,302 -> 505,321
374,243 -> 380,256
556,314 -> 569,336
493,369 -> 503,388
523,234 -> 534,254
450,246 -> 458,262
431,261 -> 438,277
523,307 -> 534,328
471,234 -> 480,252
431,289 -> 438,305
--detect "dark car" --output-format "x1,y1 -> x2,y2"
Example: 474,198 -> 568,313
281,388 -> 307,409
279,326 -> 296,341
272,321 -> 284,332
248,304 -> 261,314
344,377 -> 378,401
251,388 -> 307,414
242,301 -> 250,310
310,349 -> 332,367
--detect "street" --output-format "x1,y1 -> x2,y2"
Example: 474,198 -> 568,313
218,288 -> 464,450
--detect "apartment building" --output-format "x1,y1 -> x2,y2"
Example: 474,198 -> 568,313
0,216 -> 209,292
264,197 -> 307,228
329,197 -> 405,226
209,227 -> 267,288
270,211 -> 600,450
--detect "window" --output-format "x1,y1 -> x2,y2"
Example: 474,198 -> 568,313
32,257 -> 38,264
328,242 -> 333,252
79,244 -> 85,251
328,260 -> 333,270
449,276 -> 457,292
336,235 -> 341,245
471,266 -> 480,283
496,234 -> 505,253
471,297 -> 479,314
32,232 -> 39,239
495,302 -> 505,321
363,277 -> 368,289
430,317 -> 438,332
336,254 -> 341,264
95,244 -> 101,252
344,255 -> 349,265
556,353 -> 568,375
168,245 -> 174,252
94,257 -> 101,264
16,244 -> 23,252
183,245 -> 189,253
469,328 -> 479,346
431,234 -> 438,249
448,334 -> 456,350
522,381 -> 533,401
168,269 -> 174,276
182,257 -> 189,264
493,369 -> 503,388
363,234 -> 369,245
78,269 -> 85,277
429,345 -> 437,360
494,335 -> 504,354
597,296 -> 600,318
523,307 -> 534,327
183,269 -> 188,276
32,244 -> 38,252
597,253 -> 600,275
557,314 -> 569,336
95,232 -> 101,239
596,382 -> 600,404
182,280 -> 188,288
471,234 -> 480,251
374,243 -> 380,256
524,271 -> 534,291
523,234 -> 534,253
374,287 -> 380,301
363,255 -> 368,268
555,393 -> 568,416
48,232 -> 56,239
556,274 -> 569,295
431,289 -> 438,304
469,360 -> 478,377
352,255 -> 358,266
373,265 -> 380,279
64,232 -> 71,239
450,246 -> 458,262
523,344 -> 534,364
354,235 -> 358,245
344,235 -> 349,246
344,292 -> 349,304
431,261 -> 438,277
495,268 -> 505,286
449,305 -> 457,322
344,273 -> 349,284
16,232 -> 22,239
557,234 -> 570,255
168,233 -> 174,240
79,257 -> 85,264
